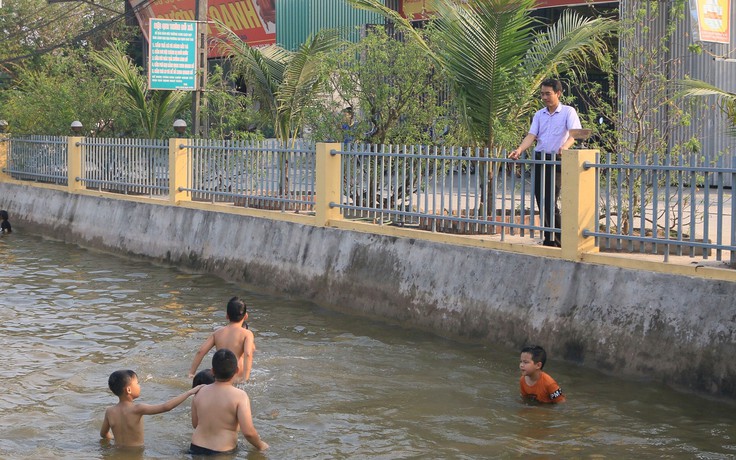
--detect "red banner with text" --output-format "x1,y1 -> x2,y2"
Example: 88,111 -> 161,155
129,0 -> 276,58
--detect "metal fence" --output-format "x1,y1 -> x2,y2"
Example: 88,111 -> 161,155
5,136 -> 68,185
335,143 -> 735,263
179,139 -> 316,212
591,151 -> 736,264
79,137 -> 170,197
336,143 -> 552,239
4,135 -> 734,265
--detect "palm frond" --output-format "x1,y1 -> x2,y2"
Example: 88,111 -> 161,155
346,0 -> 438,63
213,21 -> 285,118
279,29 -> 343,129
432,0 -> 536,144
678,79 -> 736,100
213,20 -> 341,142
91,42 -> 148,115
525,11 -> 616,82
679,79 -> 736,137
92,42 -> 187,138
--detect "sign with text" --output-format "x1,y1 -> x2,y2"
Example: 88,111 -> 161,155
148,19 -> 197,91
129,0 -> 276,59
690,0 -> 732,44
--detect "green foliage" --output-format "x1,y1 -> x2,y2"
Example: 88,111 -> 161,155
91,42 -> 190,139
0,0 -> 135,74
678,79 -> 736,137
348,0 -> 616,149
579,0 -> 717,235
303,25 -> 460,146
203,65 -> 269,141
216,25 -> 342,144
0,48 -> 138,135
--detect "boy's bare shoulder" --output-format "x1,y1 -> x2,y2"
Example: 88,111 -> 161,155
200,382 -> 248,402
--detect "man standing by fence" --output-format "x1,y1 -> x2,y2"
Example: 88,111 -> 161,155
508,78 -> 581,247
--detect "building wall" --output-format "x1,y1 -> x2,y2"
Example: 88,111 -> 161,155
275,0 -> 384,51
619,0 -> 736,184
670,0 -> 736,171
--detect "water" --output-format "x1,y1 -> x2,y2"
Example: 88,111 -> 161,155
0,231 -> 735,460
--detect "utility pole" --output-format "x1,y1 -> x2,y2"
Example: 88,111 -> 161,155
192,0 -> 208,137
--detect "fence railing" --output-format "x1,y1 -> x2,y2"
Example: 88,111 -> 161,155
591,151 -> 736,263
5,135 -> 68,185
80,137 -> 169,197
336,143 -> 554,240
1,134 -> 733,267
180,138 -> 315,211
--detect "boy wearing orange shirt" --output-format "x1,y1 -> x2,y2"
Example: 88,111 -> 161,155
519,345 -> 566,403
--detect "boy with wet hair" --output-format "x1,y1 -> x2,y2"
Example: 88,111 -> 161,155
519,345 -> 566,403
188,296 -> 256,383
100,370 -> 203,447
192,368 -> 215,387
190,349 -> 269,454
0,210 -> 11,233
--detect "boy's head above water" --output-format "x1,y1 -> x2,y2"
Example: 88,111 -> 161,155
520,345 -> 547,369
108,370 -> 138,397
226,296 -> 247,322
192,368 -> 215,387
212,348 -> 238,381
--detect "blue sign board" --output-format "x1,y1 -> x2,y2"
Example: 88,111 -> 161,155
149,19 -> 197,91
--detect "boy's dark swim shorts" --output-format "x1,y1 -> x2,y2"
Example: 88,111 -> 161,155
189,443 -> 238,456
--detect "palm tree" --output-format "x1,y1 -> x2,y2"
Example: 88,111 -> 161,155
679,80 -> 736,137
214,27 -> 343,145
348,0 -> 615,216
347,0 -> 616,149
214,27 -> 342,201
91,42 -> 189,139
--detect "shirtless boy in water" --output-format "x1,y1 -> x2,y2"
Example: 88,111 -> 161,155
190,348 -> 269,454
100,370 -> 202,447
189,297 -> 255,383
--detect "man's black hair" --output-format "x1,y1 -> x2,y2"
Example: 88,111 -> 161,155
540,78 -> 563,93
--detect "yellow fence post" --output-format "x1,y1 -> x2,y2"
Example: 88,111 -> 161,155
561,149 -> 599,260
315,142 -> 343,227
169,138 -> 190,204
0,133 -> 9,181
67,136 -> 84,193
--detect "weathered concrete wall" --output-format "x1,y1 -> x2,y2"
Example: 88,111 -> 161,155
2,182 -> 735,397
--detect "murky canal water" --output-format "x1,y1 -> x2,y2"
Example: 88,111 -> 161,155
0,231 -> 734,459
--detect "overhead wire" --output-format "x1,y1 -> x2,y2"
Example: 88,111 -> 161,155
0,0 -> 158,65
0,2 -> 87,46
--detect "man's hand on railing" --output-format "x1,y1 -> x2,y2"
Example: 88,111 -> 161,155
508,148 -> 522,160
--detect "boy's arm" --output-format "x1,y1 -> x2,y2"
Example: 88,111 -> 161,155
189,334 -> 216,378
546,377 -> 566,403
100,409 -> 112,439
243,331 -> 255,381
237,393 -> 269,451
134,385 -> 204,416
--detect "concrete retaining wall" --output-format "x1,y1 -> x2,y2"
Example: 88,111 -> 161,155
2,182 -> 735,398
